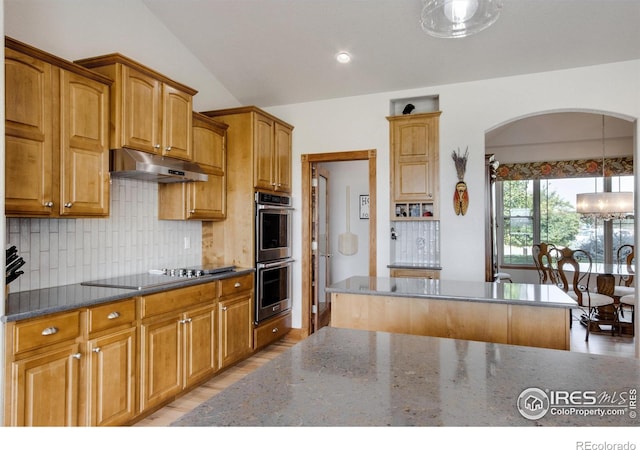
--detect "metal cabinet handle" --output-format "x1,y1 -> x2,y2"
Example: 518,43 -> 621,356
107,311 -> 120,320
72,353 -> 81,360
234,282 -> 241,288
165,146 -> 172,152
64,202 -> 72,208
222,306 -> 227,311
93,347 -> 101,353
44,201 -> 53,207
272,327 -> 279,334
154,144 -> 161,149
179,318 -> 192,324
41,327 -> 58,336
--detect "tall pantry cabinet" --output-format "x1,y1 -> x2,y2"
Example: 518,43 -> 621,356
199,106 -> 293,350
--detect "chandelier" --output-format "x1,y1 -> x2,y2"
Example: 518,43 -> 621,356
420,0 -> 503,39
576,115 -> 633,221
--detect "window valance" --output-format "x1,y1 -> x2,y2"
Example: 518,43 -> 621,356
496,157 -> 633,181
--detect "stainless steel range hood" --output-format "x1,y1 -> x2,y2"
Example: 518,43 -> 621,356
109,148 -> 208,183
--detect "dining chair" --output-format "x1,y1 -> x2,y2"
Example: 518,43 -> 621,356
532,242 -> 557,284
554,247 -> 618,341
619,294 -> 636,334
614,244 -> 635,300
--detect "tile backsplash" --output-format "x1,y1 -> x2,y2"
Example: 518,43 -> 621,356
6,178 -> 203,293
390,220 -> 440,266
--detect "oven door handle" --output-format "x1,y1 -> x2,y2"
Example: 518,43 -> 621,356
257,259 -> 294,270
256,204 -> 294,211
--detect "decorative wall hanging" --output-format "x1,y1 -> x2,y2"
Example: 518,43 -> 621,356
452,147 -> 469,215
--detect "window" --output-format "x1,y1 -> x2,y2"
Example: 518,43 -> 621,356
498,175 -> 634,266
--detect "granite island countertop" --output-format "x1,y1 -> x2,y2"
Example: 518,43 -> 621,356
170,326 -> 640,426
326,276 -> 577,309
2,267 -> 255,322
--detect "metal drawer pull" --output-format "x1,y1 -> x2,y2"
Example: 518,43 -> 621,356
272,327 -> 279,333
93,348 -> 101,353
41,327 -> 59,336
72,353 -> 82,360
179,318 -> 193,324
107,311 -> 120,320
222,306 -> 228,311
234,282 -> 241,288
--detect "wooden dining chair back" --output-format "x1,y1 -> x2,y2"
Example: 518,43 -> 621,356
616,244 -> 635,287
532,243 -> 557,284
555,247 -> 618,341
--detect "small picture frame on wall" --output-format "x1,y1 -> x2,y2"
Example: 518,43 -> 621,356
359,195 -> 370,219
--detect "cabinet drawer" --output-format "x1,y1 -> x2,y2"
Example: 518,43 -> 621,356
390,268 -> 440,279
254,313 -> 291,350
141,282 -> 217,319
220,273 -> 254,297
13,311 -> 81,354
88,299 -> 136,335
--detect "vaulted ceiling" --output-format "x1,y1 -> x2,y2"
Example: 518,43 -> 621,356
143,0 -> 640,107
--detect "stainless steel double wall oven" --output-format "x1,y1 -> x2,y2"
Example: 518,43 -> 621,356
255,192 -> 293,323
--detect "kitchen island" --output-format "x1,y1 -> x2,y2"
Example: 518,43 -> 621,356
171,326 -> 640,426
327,276 -> 577,350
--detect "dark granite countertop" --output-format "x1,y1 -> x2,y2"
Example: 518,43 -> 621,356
171,327 -> 640,426
2,268 -> 255,323
326,276 -> 577,309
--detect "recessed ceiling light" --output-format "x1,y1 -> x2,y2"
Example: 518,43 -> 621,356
336,52 -> 351,64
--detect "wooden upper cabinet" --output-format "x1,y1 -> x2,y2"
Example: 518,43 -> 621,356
158,112 -> 228,221
202,106 -> 293,194
59,69 -> 110,216
4,37 -> 112,218
4,46 -> 54,216
274,122 -> 292,193
388,112 -> 441,219
74,53 -> 197,160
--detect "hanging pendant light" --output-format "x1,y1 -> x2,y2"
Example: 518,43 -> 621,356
420,0 -> 503,39
576,115 -> 633,221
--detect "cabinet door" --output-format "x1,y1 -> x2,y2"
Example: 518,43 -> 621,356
59,69 -> 110,216
274,122 -> 292,193
4,47 -> 55,216
219,295 -> 253,368
87,327 -> 136,426
183,304 -> 217,387
188,172 -> 226,220
8,343 -> 80,426
162,85 -> 193,160
392,119 -> 436,202
122,66 -> 162,154
253,114 -> 275,191
189,119 -> 226,219
140,315 -> 182,411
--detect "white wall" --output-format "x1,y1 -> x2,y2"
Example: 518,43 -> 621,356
319,161 -> 370,284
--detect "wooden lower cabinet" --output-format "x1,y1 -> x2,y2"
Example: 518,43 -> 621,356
4,310 -> 82,426
219,295 -> 253,368
86,327 -> 136,426
390,268 -> 440,279
254,312 -> 291,351
331,292 -> 570,351
139,285 -> 217,412
4,273 -> 271,426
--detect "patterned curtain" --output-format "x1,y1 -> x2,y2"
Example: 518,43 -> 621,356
495,156 -> 633,181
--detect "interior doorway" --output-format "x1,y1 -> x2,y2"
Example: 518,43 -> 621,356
301,150 -> 377,337
312,166 -> 331,331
